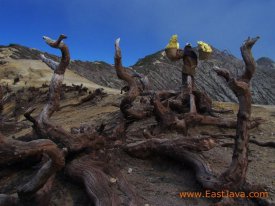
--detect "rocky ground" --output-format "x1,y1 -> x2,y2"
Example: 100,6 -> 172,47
0,83 -> 274,206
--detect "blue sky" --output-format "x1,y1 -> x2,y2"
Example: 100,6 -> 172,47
0,0 -> 274,66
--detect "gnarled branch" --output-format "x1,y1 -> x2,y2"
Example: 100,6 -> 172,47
240,36 -> 260,83
216,37 -> 260,189
65,154 -> 140,206
114,38 -> 151,120
38,34 -> 70,123
40,54 -> 59,71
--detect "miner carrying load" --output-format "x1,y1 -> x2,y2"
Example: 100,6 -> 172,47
165,35 -> 212,113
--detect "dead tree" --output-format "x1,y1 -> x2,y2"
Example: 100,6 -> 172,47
0,35 -> 140,206
113,38 -> 237,138
148,87 -> 261,136
114,38 -> 152,120
38,34 -> 70,123
125,37 -> 272,205
112,38 -> 154,139
0,34 -> 70,206
23,35 -> 101,152
113,37 -> 262,140
214,37 -> 261,189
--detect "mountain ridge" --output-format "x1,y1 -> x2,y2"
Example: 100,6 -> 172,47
1,43 -> 274,104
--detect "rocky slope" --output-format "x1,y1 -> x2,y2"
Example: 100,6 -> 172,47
133,48 -> 275,104
0,44 -> 119,94
1,44 -> 274,104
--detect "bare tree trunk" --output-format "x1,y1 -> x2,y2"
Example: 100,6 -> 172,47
38,34 -> 70,123
114,38 -> 151,120
24,35 -> 99,153
215,36 -> 260,189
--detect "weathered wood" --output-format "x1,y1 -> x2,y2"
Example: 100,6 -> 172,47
152,93 -> 187,133
40,54 -> 59,71
65,155 -> 118,206
24,35 -> 105,152
0,133 -> 64,205
114,38 -> 151,120
24,112 -> 105,153
38,34 -> 70,123
216,37 -> 260,189
65,154 -> 140,206
206,133 -> 275,149
187,76 -> 197,113
126,136 -> 217,155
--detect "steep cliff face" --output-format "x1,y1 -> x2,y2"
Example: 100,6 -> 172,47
1,44 -> 274,104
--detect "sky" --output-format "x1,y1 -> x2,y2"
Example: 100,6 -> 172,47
0,0 -> 274,66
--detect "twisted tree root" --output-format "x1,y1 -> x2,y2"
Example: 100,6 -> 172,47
0,133 -> 64,205
65,154 -> 140,206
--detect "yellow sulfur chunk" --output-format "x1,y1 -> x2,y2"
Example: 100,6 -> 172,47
166,35 -> 180,49
197,41 -> 212,53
